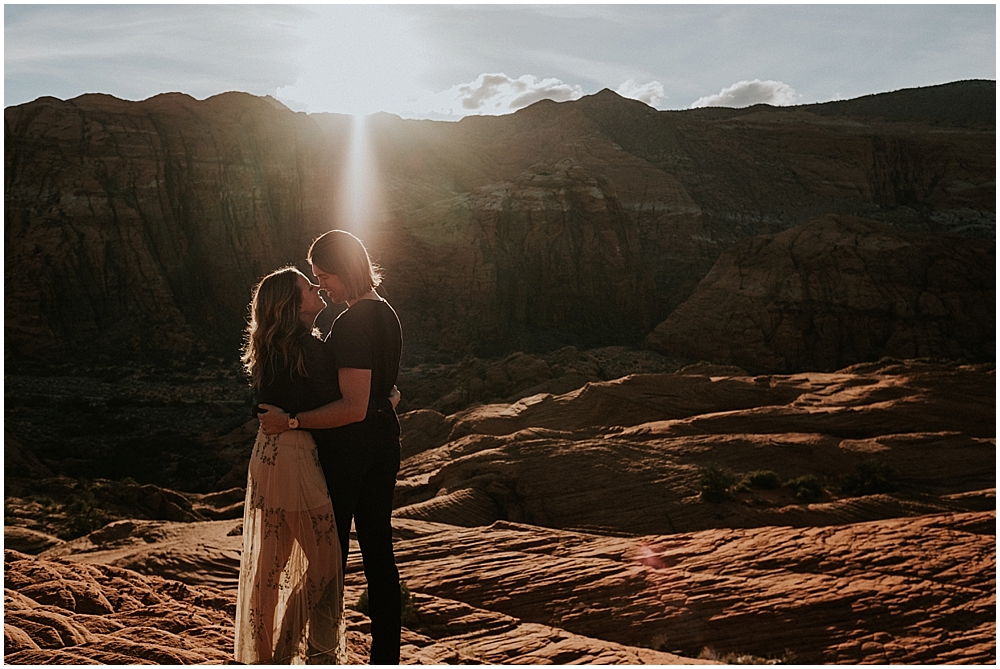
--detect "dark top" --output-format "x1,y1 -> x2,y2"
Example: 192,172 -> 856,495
326,298 -> 402,413
255,333 -> 341,416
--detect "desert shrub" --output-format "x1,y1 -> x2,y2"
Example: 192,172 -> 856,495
702,648 -> 797,665
62,479 -> 113,538
698,466 -> 738,503
740,470 -> 782,490
353,581 -> 418,627
841,460 -> 899,496
784,475 -> 824,503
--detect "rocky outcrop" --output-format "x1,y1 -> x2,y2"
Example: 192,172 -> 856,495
389,513 -> 995,664
6,359 -> 993,665
4,547 -> 704,665
391,360 -> 994,533
4,549 -> 235,664
6,82 -> 994,364
395,345 -> 682,416
646,215 -> 995,373
16,510 -> 992,665
4,92 -> 341,359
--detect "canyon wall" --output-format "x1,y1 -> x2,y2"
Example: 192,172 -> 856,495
4,92 -> 345,359
5,81 -> 995,369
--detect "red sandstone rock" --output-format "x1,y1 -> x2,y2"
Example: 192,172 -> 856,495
24,509 -> 992,664
6,83 -> 994,362
646,215 -> 994,373
4,549 -> 234,664
387,512 -> 995,664
392,361 -> 993,534
6,361 -> 993,664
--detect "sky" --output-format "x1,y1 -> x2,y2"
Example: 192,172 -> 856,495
4,3 -> 996,120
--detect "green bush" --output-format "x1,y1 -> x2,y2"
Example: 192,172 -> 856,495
841,460 -> 899,496
698,466 -> 738,503
62,479 -> 112,538
740,470 -> 782,490
784,475 -> 824,503
353,581 -> 418,627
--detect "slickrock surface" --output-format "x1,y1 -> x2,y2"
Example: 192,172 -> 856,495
15,511 -> 992,664
647,215 -> 995,373
4,549 -> 235,664
5,361 -> 993,664
40,519 -> 244,590
4,548 -> 702,665
389,513 -> 995,664
395,360 -> 994,533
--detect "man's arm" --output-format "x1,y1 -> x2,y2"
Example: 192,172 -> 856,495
258,367 -> 371,434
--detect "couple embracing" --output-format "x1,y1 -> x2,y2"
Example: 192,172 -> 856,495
234,230 -> 403,664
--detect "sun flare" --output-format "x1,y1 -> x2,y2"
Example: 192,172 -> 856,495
336,114 -> 382,239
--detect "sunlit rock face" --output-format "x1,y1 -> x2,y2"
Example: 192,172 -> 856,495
646,215 -> 996,373
4,81 -> 995,363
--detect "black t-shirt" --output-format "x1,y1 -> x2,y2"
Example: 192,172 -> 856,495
326,298 -> 402,412
255,333 -> 341,415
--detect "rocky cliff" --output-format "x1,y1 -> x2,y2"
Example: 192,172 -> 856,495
4,92 -> 345,359
5,81 -> 995,367
646,215 -> 995,373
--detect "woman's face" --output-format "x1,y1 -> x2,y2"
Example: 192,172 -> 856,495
296,274 -> 326,325
312,264 -> 348,304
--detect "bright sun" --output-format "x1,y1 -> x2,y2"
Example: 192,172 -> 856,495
277,6 -> 430,117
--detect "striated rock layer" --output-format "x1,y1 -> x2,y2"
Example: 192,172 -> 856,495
4,547 -> 703,665
7,359 -> 993,664
4,549 -> 235,664
10,510 -> 992,665
646,215 -> 995,373
6,81 -> 995,364
393,360 -> 994,533
390,512 -> 995,664
4,92 -> 342,359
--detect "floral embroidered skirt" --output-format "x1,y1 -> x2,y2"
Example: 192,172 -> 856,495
234,428 -> 346,664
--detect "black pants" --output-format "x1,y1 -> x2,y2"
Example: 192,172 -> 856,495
316,412 -> 401,665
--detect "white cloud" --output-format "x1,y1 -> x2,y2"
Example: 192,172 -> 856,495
616,79 -> 666,107
690,79 -> 800,109
407,73 -> 585,119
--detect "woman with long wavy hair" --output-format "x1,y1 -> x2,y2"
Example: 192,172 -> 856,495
234,266 -> 346,664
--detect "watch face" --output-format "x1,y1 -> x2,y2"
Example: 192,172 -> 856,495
288,417 -> 299,429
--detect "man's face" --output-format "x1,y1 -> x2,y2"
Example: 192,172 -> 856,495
312,265 -> 348,304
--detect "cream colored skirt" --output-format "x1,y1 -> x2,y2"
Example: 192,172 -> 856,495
234,428 -> 346,664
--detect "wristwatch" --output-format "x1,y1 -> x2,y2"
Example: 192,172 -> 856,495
287,413 -> 299,430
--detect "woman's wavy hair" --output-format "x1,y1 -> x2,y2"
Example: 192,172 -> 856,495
308,229 -> 381,302
241,266 -> 312,392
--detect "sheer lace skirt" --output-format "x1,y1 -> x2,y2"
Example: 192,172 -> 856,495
235,428 -> 346,664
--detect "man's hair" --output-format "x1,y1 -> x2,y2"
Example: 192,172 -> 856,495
307,229 -> 381,302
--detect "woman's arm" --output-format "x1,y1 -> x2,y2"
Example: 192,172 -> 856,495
258,367 -> 371,434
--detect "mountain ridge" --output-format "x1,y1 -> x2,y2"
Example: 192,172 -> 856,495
4,79 -> 994,366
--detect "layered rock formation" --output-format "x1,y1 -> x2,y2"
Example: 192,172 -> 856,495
5,360 -> 993,664
4,92 -> 343,359
5,81 -> 994,365
9,510 -> 992,664
4,549 -> 235,664
646,215 -> 995,373
392,359 -> 994,533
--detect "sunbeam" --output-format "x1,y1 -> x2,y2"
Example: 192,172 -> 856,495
336,114 -> 382,238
